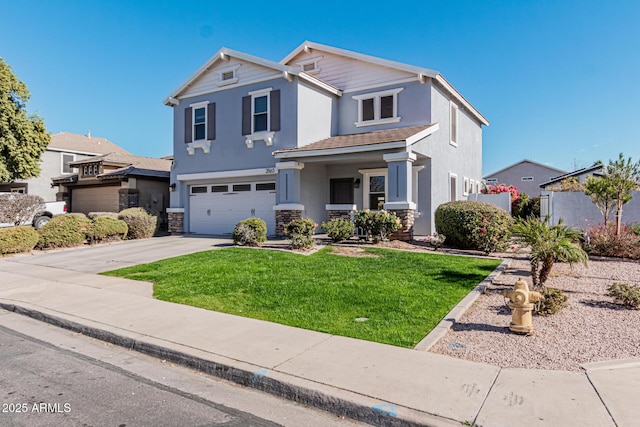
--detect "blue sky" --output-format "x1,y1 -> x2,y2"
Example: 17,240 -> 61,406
2,0 -> 639,175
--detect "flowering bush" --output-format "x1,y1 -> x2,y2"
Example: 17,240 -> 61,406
353,209 -> 401,243
232,218 -> 267,246
582,223 -> 640,260
435,201 -> 513,254
285,218 -> 316,250
321,217 -> 354,242
423,232 -> 446,249
482,183 -> 521,203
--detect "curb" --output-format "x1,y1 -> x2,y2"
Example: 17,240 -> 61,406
414,258 -> 512,351
0,302 -> 459,427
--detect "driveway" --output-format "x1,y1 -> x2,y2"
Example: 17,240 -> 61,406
3,235 -> 233,273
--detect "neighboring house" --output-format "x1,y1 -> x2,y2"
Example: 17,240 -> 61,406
164,41 -> 489,238
483,159 -> 567,197
539,163 -> 604,191
0,132 -> 131,201
52,153 -> 171,225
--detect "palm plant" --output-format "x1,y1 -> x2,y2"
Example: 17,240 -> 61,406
512,217 -> 588,289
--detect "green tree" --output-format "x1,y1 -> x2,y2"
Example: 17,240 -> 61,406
584,176 -> 616,226
603,153 -> 640,237
512,217 -> 588,289
0,58 -> 50,182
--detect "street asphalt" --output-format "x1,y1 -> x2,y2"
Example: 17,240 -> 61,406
0,234 -> 638,426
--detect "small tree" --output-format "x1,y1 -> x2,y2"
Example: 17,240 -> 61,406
512,217 -> 588,289
0,193 -> 45,225
584,176 -> 616,225
0,58 -> 50,181
603,153 -> 640,236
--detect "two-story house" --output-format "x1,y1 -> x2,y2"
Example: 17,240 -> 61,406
165,41 -> 489,239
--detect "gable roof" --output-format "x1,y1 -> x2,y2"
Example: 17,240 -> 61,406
539,163 -> 604,188
164,47 -> 341,105
69,152 -> 171,171
281,41 -> 489,126
274,124 -> 438,159
49,132 -> 131,156
484,159 -> 567,179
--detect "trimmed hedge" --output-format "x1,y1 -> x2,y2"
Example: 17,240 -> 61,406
87,212 -> 119,220
232,217 -> 267,246
87,217 -> 128,244
285,218 -> 316,250
37,213 -> 92,249
0,226 -> 39,255
118,208 -> 158,240
321,217 -> 354,242
435,201 -> 513,254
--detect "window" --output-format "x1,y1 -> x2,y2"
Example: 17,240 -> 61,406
353,88 -> 403,127
486,178 -> 498,184
232,184 -> 251,192
330,178 -> 354,204
449,173 -> 458,201
256,182 -> 276,191
463,177 -> 470,196
253,95 -> 268,133
194,107 -> 206,141
450,102 -> 458,146
212,185 -> 228,193
10,187 -> 25,194
191,186 -> 207,194
61,153 -> 75,174
369,176 -> 386,210
521,176 -> 534,181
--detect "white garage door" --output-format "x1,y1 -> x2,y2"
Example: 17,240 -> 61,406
189,182 -> 276,235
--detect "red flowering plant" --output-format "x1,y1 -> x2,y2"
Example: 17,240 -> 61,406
482,183 -> 521,202
582,222 -> 640,260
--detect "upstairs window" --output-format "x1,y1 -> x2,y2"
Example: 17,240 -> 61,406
353,88 -> 403,127
184,101 -> 215,146
194,107 -> 206,141
450,102 -> 458,146
61,153 -> 75,174
253,95 -> 268,133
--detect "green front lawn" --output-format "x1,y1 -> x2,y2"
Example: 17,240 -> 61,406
103,246 -> 500,348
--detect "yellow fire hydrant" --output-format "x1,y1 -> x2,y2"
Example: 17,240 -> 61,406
502,278 -> 543,334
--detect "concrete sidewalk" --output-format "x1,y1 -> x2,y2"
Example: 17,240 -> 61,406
0,235 -> 637,426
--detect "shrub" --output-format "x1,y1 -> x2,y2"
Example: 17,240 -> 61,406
353,210 -> 401,243
285,218 -> 316,250
117,208 -> 158,240
0,193 -> 45,226
435,201 -> 513,254
607,282 -> 640,309
536,287 -> 568,316
37,213 -> 91,249
232,218 -> 267,246
321,217 -> 354,242
0,226 -> 39,255
513,195 -> 540,219
583,223 -> 640,260
86,217 -> 128,244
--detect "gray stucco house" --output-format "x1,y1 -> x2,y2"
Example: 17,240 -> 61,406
483,159 -> 567,197
165,41 -> 489,239
0,132 -> 131,201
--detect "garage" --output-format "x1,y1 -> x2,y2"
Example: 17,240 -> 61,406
71,185 -> 120,214
189,182 -> 276,235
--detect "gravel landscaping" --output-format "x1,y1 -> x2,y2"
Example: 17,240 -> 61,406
428,254 -> 640,371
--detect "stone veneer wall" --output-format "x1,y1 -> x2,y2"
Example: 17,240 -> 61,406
327,210 -> 353,221
389,209 -> 415,241
168,212 -> 184,234
275,210 -> 303,237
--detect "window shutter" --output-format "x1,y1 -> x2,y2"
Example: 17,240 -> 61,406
270,90 -> 281,132
207,103 -> 216,140
184,107 -> 192,143
242,96 -> 251,135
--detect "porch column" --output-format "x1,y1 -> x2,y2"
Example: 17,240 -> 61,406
274,161 -> 305,237
383,152 -> 416,241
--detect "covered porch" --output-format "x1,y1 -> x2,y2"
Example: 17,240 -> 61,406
272,125 -> 438,240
